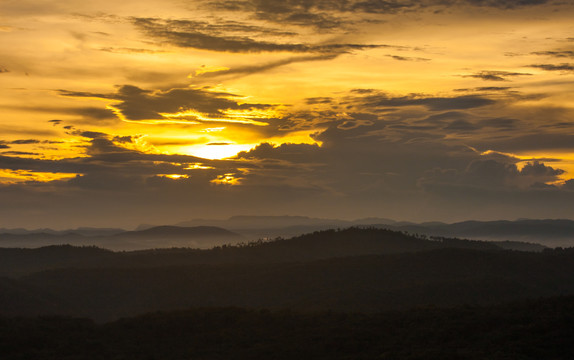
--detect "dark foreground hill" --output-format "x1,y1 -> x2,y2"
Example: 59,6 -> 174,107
2,296 -> 574,360
2,247 -> 574,321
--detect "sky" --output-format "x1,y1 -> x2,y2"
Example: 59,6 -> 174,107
1,0 -> 574,229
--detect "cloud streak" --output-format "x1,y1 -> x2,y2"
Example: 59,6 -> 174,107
463,70 -> 532,81
529,63 -> 574,72
132,17 -> 392,53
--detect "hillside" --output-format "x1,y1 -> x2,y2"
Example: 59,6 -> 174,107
2,295 -> 574,359
1,247 -> 572,321
0,227 -> 513,277
1,227 -> 571,321
167,216 -> 574,247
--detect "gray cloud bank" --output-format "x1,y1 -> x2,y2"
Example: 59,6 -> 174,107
2,84 -> 574,228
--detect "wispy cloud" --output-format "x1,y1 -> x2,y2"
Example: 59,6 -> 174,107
529,63 -> 574,72
463,70 -> 532,81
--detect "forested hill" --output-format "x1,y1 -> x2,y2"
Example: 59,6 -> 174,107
1,227 -> 567,321
0,227 -> 537,277
1,247 -> 574,321
3,295 -> 574,360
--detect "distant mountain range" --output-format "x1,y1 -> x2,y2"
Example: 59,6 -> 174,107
0,225 -> 243,251
2,216 -> 574,249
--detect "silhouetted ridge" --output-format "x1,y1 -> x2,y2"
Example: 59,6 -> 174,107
1,228 -> 574,321
0,227 -> 512,277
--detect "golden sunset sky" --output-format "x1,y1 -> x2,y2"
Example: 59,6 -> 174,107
1,0 -> 574,228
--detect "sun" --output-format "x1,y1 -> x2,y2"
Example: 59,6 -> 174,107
184,144 -> 256,160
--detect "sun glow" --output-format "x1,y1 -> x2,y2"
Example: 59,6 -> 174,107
185,144 -> 256,160
211,173 -> 242,185
159,174 -> 189,180
0,170 -> 78,184
481,150 -> 574,184
160,109 -> 271,126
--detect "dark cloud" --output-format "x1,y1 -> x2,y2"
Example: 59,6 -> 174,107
132,17 -> 389,53
73,131 -> 108,139
10,139 -> 41,145
204,0 -> 348,29
48,119 -> 63,126
463,0 -> 551,8
444,119 -> 479,131
420,159 -> 564,192
1,151 -> 39,156
305,97 -> 334,105
454,87 -> 513,92
473,133 -> 574,153
563,179 -> 574,191
5,105 -> 117,121
71,107 -> 117,120
520,160 -> 564,177
529,63 -> 574,72
357,92 -> 496,110
349,0 -> 415,13
478,117 -> 519,129
464,159 -> 519,187
463,70 -> 532,81
203,0 -> 556,33
59,85 -> 274,122
386,55 -> 431,61
0,144 -> 10,149
193,54 -> 338,80
532,50 -> 574,58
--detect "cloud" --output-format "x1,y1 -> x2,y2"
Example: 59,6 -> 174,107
529,63 -> 574,72
454,87 -> 513,92
192,54 -> 338,80
520,160 -> 565,177
463,70 -> 532,81
419,159 -> 565,191
98,47 -> 169,54
132,17 -> 390,53
463,0 -> 551,8
1,151 -> 40,156
356,92 -> 496,110
10,139 -> 42,145
58,85 -> 275,123
5,105 -> 117,121
532,50 -> 574,58
386,55 -> 431,62
0,66 -> 9,73
563,179 -> 574,191
472,133 -> 574,153
206,0 -> 555,27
